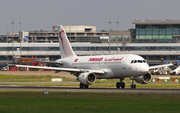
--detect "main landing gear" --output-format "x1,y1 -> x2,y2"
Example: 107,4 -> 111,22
79,83 -> 89,89
130,77 -> 136,89
116,77 -> 136,89
116,78 -> 125,89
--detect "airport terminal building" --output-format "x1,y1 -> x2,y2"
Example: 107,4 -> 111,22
133,19 -> 180,43
1,19 -> 180,67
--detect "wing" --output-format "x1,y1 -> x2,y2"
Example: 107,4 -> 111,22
149,63 -> 173,70
40,61 -> 63,66
16,65 -> 105,75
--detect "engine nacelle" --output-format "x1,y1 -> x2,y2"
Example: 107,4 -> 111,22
135,73 -> 151,84
77,72 -> 96,85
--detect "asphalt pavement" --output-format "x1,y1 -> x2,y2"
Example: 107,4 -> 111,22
0,85 -> 180,94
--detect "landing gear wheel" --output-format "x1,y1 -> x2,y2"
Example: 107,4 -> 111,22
79,83 -> 89,89
85,85 -> 89,89
130,77 -> 136,89
121,82 -> 125,89
133,84 -> 136,89
80,83 -> 84,89
116,78 -> 125,89
130,84 -> 133,89
130,84 -> 136,89
116,82 -> 120,89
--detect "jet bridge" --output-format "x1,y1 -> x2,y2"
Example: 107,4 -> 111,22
155,66 -> 172,75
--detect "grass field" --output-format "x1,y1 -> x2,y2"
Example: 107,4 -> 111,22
0,74 -> 180,88
0,74 -> 180,113
0,91 -> 180,113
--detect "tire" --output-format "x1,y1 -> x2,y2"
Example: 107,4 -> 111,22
85,85 -> 89,89
133,84 -> 136,89
121,82 -> 125,89
80,83 -> 84,89
130,84 -> 133,89
116,82 -> 120,89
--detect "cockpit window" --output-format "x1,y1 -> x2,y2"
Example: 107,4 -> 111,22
143,60 -> 146,63
131,60 -> 146,63
138,60 -> 142,63
131,60 -> 134,63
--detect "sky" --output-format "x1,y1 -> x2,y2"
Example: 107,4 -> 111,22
0,0 -> 180,35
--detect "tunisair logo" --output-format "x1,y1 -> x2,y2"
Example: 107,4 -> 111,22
74,59 -> 78,62
88,57 -> 103,61
105,57 -> 123,61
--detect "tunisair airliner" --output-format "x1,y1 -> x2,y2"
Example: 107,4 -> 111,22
16,25 -> 173,89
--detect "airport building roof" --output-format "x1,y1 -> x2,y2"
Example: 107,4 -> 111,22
132,19 -> 180,25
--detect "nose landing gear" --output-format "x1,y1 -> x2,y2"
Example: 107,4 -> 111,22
130,77 -> 136,89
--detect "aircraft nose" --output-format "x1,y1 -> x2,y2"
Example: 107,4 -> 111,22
141,64 -> 149,73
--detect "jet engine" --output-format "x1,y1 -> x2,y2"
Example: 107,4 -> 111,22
135,73 -> 151,84
77,72 -> 96,85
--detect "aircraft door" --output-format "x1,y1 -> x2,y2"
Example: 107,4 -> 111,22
122,57 -> 128,69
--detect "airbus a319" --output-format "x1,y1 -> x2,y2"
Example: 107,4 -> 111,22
16,25 -> 173,89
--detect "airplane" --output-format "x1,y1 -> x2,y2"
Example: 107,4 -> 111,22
16,25 -> 173,89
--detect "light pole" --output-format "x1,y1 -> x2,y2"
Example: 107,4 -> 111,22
108,17 -> 112,55
6,19 -> 8,43
58,17 -> 60,25
11,17 -> 15,60
19,17 -> 22,31
69,19 -> 71,42
116,16 -> 119,54
19,17 -> 22,57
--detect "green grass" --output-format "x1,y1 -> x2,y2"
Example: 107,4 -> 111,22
0,74 -> 73,82
0,91 -> 180,113
0,74 -> 180,88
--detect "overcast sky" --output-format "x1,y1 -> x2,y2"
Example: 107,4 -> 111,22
0,0 -> 180,34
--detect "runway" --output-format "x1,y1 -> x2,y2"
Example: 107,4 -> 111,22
0,85 -> 180,94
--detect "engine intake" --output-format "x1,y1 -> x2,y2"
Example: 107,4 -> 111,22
78,72 -> 96,85
135,73 -> 151,84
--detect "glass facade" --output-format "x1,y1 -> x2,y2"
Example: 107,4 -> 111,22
0,46 -> 180,52
136,25 -> 180,40
110,35 -> 116,41
110,35 -> 129,42
1,45 -> 180,64
0,54 -> 179,62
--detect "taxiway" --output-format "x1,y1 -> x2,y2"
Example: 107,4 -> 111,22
0,85 -> 180,94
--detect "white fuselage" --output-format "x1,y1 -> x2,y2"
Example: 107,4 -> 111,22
56,54 -> 149,79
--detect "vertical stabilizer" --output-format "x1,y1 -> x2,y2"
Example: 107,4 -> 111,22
58,25 -> 77,58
